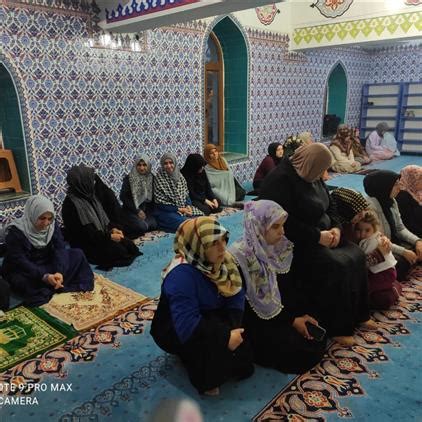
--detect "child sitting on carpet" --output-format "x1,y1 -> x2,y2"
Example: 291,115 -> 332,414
354,210 -> 402,309
1,195 -> 94,306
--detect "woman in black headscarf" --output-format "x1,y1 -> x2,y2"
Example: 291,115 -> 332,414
181,153 -> 221,216
259,143 -> 375,346
253,142 -> 283,191
62,164 -> 141,270
364,170 -> 422,281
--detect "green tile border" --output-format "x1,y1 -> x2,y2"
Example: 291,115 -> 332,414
293,11 -> 422,46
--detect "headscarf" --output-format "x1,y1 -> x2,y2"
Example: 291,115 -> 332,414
267,142 -> 283,165
203,144 -> 228,171
181,153 -> 207,178
363,170 -> 400,242
291,143 -> 332,183
376,122 -> 389,136
162,217 -> 242,297
128,155 -> 153,208
7,195 -> 55,249
160,153 -> 181,182
298,131 -> 313,145
400,165 -> 422,205
330,124 -> 352,154
230,200 -> 293,319
331,187 -> 370,225
66,164 -> 110,232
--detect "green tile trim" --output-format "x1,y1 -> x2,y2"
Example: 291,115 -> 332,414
293,11 -> 422,46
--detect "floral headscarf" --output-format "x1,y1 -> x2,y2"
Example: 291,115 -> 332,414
400,165 -> 422,205
230,200 -> 293,319
330,124 -> 352,155
162,217 -> 242,297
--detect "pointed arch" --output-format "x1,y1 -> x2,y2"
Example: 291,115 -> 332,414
325,61 -> 349,127
0,53 -> 36,207
202,15 -> 250,155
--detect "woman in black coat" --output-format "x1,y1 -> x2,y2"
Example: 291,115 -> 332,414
259,143 -> 376,346
62,164 -> 141,270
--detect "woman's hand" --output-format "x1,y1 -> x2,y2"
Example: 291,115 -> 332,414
329,228 -> 341,248
53,273 -> 64,289
378,236 -> 392,255
403,249 -> 417,265
138,210 -> 146,220
111,233 -> 123,242
213,199 -> 219,209
319,230 -> 334,247
205,199 -> 214,208
228,328 -> 244,351
184,206 -> 193,216
292,315 -> 318,340
111,228 -> 124,237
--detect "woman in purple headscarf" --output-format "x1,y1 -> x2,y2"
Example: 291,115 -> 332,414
230,200 -> 326,374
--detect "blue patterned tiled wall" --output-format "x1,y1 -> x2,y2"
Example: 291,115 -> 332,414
1,3 -> 419,223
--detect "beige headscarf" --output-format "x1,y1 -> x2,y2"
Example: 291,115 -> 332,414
298,131 -> 313,145
291,143 -> 332,183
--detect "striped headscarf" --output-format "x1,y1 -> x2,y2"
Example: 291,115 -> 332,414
162,217 -> 242,297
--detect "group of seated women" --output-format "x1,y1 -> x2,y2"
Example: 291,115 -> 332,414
151,142 -> 421,396
329,122 -> 400,173
0,144 -> 246,309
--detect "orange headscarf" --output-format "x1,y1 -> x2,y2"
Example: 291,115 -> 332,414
203,144 -> 228,171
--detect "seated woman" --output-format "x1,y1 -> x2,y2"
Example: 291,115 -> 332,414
203,144 -> 245,207
349,128 -> 372,165
230,200 -> 326,373
396,165 -> 422,237
1,195 -> 94,306
120,156 -> 157,238
181,153 -> 221,216
364,170 -> 422,281
329,124 -> 361,173
62,164 -> 141,269
253,142 -> 283,192
259,143 -> 376,346
154,153 -> 203,233
365,122 -> 395,161
298,131 -> 314,145
150,217 -> 254,395
381,132 -> 400,157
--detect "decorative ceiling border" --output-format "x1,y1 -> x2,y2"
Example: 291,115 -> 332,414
0,0 -> 92,17
293,11 -> 422,46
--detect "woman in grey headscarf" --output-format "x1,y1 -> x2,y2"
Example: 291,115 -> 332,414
1,195 -> 94,306
365,122 -> 395,161
120,155 -> 157,237
153,153 -> 203,232
62,164 -> 141,270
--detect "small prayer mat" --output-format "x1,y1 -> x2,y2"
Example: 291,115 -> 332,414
41,273 -> 147,331
0,306 -> 76,372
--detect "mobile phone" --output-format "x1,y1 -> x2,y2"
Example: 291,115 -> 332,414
305,321 -> 326,342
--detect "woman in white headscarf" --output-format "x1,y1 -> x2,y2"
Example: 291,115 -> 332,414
120,155 -> 157,237
1,195 -> 94,306
153,153 -> 203,233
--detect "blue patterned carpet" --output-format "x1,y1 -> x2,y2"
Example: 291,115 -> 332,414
1,155 -> 421,421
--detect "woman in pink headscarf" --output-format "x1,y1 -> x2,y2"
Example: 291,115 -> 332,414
396,165 -> 422,237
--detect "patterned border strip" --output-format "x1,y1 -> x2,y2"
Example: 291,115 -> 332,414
0,0 -> 92,17
0,299 -> 157,394
293,11 -> 422,46
254,266 -> 422,421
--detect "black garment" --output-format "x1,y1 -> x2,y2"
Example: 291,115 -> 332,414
234,178 -> 246,201
62,197 -> 141,270
94,175 -> 124,228
259,157 -> 370,336
151,293 -> 254,393
0,276 -> 10,311
119,175 -> 157,237
243,301 -> 325,374
181,154 -> 222,215
396,190 -> 422,237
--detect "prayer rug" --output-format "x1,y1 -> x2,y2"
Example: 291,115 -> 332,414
0,306 -> 76,372
41,273 -> 147,331
253,265 -> 422,421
